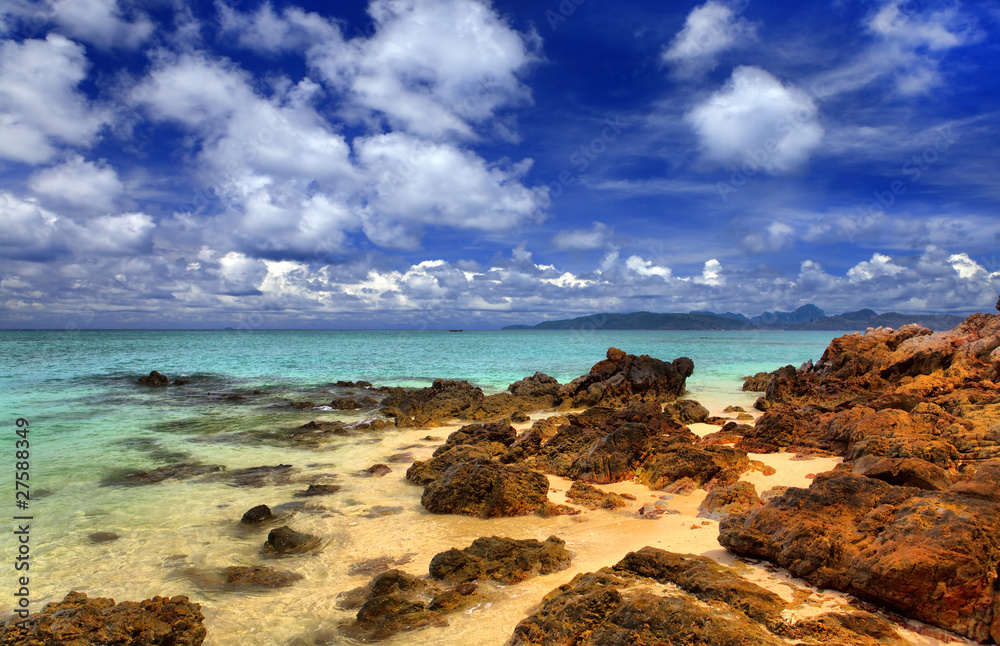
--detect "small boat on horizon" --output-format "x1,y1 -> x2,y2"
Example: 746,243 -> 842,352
448,329 -> 463,332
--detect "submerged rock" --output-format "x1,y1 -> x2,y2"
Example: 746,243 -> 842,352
240,504 -> 273,524
88,531 -> 120,543
293,483 -> 342,497
2,591 -> 207,645
223,565 -> 303,589
358,464 -> 392,477
137,370 -> 171,386
262,526 -> 322,555
348,555 -> 415,577
101,463 -> 226,486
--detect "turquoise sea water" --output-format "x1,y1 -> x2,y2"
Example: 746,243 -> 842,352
0,329 -> 841,645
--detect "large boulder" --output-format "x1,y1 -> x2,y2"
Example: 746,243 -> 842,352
508,372 -> 562,403
2,591 -> 207,645
420,458 -> 550,518
699,481 -> 762,519
380,380 -> 487,427
662,399 -> 710,424
429,536 -> 571,585
406,422 -> 517,485
559,348 -> 693,408
507,547 -> 901,646
719,465 -> 1000,643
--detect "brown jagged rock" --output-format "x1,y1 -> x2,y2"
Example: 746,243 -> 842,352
420,458 -> 550,518
341,535 -> 571,641
699,480 -> 762,518
429,536 -> 571,585
558,348 -> 693,409
507,372 -> 561,402
240,504 -> 273,524
636,444 -> 749,490
380,379 -> 486,427
854,456 -> 953,490
405,422 -> 517,485
507,547 -> 790,646
137,370 -> 171,386
719,465 -> 1000,643
338,570 -> 453,641
662,399 -> 710,423
742,370 -> 774,391
1,591 -> 207,646
262,526 -> 322,555
564,481 -> 628,510
522,402 -> 747,493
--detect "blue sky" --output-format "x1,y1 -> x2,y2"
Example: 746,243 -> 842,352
1,0 -> 998,329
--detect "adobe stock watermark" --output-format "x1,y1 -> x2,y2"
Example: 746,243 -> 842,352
544,0 -> 588,31
514,115 -> 626,236
546,116 -> 627,203
846,124 -> 959,242
670,0 -> 752,71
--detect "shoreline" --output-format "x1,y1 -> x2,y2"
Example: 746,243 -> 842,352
7,326 -> 990,646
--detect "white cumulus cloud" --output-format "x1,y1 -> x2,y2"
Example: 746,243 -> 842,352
49,0 -> 154,50
552,221 -> 612,251
0,35 -> 108,164
28,155 -> 123,215
663,1 -> 756,79
686,66 -> 824,174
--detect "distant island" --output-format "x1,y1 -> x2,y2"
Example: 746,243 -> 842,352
502,305 -> 967,332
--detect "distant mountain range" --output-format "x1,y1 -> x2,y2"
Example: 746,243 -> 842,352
502,305 -> 967,332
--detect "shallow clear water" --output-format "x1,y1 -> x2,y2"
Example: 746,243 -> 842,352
0,329 -> 839,645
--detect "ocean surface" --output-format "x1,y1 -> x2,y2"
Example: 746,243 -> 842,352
0,329 -> 841,645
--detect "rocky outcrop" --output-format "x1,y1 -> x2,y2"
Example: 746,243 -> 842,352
405,422 -> 517,485
507,547 -> 902,646
380,380 -> 488,427
1,591 -> 207,645
341,536 -> 572,642
520,402 -> 750,492
742,370 -> 774,391
699,481 -> 761,519
429,536 -> 571,585
421,458 -> 550,518
379,348 -> 693,427
564,481 -> 629,510
138,370 -> 171,386
662,399 -> 710,423
558,348 -> 693,409
719,464 -> 1000,643
715,313 -> 1000,641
